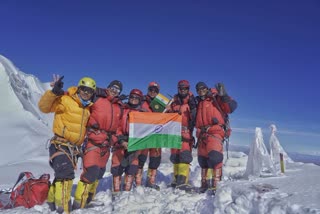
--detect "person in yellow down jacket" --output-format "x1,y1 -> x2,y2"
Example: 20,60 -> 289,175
38,75 -> 96,214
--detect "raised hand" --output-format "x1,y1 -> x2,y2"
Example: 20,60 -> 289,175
51,74 -> 64,96
50,74 -> 61,87
215,83 -> 227,96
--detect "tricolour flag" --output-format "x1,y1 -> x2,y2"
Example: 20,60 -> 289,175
150,93 -> 170,112
128,112 -> 182,152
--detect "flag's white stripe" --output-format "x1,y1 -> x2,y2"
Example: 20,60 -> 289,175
155,96 -> 169,104
129,121 -> 181,138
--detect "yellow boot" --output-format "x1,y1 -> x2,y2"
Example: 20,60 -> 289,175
87,180 -> 99,204
47,183 -> 56,211
72,180 -> 91,210
170,163 -> 179,188
55,180 -> 73,214
176,163 -> 193,192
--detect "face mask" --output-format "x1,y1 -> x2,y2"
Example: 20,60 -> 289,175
79,96 -> 91,107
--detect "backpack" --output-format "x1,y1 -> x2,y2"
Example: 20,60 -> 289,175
1,172 -> 50,209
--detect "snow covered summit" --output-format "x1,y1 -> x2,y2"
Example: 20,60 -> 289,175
0,55 -> 52,180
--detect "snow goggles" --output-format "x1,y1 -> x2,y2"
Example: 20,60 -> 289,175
129,95 -> 140,100
148,86 -> 159,93
79,86 -> 95,94
196,86 -> 207,92
178,87 -> 189,91
109,86 -> 121,94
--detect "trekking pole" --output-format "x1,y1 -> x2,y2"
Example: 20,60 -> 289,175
226,138 -> 229,160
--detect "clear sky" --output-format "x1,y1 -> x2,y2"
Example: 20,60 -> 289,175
1,0 -> 319,153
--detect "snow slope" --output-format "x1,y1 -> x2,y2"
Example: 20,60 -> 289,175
0,55 -> 319,214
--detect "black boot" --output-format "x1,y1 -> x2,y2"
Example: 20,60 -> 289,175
176,175 -> 194,192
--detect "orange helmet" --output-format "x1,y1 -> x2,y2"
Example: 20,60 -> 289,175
130,89 -> 143,98
178,80 -> 190,88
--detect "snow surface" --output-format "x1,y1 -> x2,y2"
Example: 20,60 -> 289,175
0,55 -> 320,214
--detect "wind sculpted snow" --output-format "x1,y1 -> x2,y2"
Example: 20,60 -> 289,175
1,151 -> 320,213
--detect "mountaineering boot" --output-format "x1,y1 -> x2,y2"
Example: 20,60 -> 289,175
55,180 -> 73,214
176,163 -> 193,192
72,180 -> 91,210
199,168 -> 209,193
124,174 -> 134,191
113,176 -> 121,193
112,176 -> 121,200
146,168 -> 160,190
207,168 -> 221,196
86,179 -> 99,205
207,168 -> 213,189
169,163 -> 179,188
135,168 -> 143,186
47,183 -> 56,211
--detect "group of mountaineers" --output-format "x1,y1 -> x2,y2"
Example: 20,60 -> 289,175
38,75 -> 237,214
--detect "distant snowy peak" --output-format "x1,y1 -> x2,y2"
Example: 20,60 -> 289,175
0,55 -> 52,126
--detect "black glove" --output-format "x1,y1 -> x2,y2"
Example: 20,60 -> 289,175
215,83 -> 227,96
119,94 -> 128,100
52,76 -> 64,96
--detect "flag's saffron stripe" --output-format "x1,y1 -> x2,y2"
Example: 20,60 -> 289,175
129,112 -> 181,124
155,93 -> 169,104
128,134 -> 181,151
129,121 -> 181,138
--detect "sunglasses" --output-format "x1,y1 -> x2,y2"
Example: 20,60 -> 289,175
196,87 -> 207,92
148,89 -> 159,94
109,86 -> 121,94
179,87 -> 189,91
79,86 -> 94,94
129,95 -> 140,100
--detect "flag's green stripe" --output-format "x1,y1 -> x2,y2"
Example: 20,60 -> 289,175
129,121 -> 181,138
154,96 -> 168,105
128,134 -> 181,152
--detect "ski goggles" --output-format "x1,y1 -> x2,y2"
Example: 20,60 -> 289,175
79,86 -> 95,95
109,85 -> 121,94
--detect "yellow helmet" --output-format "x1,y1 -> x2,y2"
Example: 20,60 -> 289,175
78,77 -> 96,90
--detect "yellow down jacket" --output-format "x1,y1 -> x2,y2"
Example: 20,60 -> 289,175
38,87 -> 92,146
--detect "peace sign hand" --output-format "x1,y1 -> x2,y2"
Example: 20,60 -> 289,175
51,74 -> 64,96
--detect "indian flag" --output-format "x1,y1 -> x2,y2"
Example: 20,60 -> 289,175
150,93 -> 170,112
128,112 -> 182,152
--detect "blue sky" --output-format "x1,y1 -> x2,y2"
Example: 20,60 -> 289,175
1,0 -> 319,153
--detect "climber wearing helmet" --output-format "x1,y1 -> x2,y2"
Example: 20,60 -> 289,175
73,80 -> 125,209
38,75 -> 96,214
112,89 -> 151,192
134,81 -> 162,190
